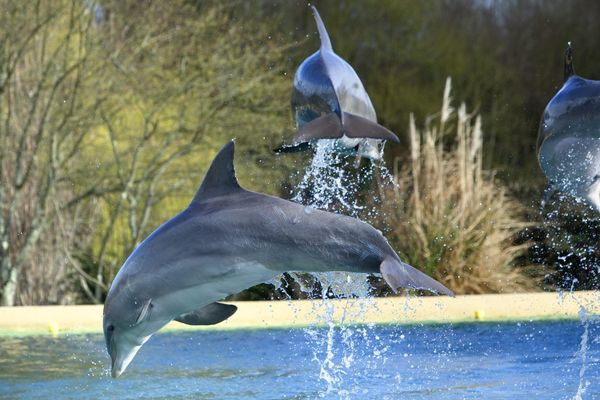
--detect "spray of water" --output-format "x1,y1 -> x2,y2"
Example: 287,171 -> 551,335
285,139 -> 398,397
572,306 -> 589,400
292,141 -> 366,216
542,203 -> 600,398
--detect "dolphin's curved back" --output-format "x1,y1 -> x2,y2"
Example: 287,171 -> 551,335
309,6 -> 376,122
536,43 -> 600,151
324,54 -> 376,122
538,44 -> 600,161
291,51 -> 340,127
290,6 -> 340,127
537,43 -> 600,210
537,76 -> 600,150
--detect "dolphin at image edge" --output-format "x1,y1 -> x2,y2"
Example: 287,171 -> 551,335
275,6 -> 399,160
538,43 -> 600,211
103,140 -> 452,378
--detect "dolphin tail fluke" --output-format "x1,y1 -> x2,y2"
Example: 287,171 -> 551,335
290,112 -> 400,147
380,256 -> 454,296
291,112 -> 344,145
342,112 -> 400,143
174,302 -> 237,326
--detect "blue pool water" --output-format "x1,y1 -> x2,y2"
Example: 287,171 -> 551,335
0,320 -> 599,399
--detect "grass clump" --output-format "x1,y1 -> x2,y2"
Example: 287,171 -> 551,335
378,78 -> 536,294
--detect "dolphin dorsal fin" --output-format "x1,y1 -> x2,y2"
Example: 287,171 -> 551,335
564,42 -> 575,81
191,140 -> 242,205
311,6 -> 332,52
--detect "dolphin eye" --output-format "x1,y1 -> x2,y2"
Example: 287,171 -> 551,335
107,324 -> 114,332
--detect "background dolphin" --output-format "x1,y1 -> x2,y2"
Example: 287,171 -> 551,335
103,140 -> 452,378
538,43 -> 600,211
275,6 -> 399,160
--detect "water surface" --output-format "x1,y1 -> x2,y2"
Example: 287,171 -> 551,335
0,320 -> 598,399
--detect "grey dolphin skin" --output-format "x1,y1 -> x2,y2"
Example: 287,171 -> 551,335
538,43 -> 600,211
103,140 -> 452,378
275,6 -> 399,160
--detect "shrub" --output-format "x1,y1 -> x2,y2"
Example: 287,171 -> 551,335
377,78 -> 536,294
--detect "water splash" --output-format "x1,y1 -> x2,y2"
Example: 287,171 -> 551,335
288,140 -> 397,299
292,141 -> 396,215
572,306 -> 590,400
292,141 -> 367,216
302,299 -> 390,399
539,200 -> 600,399
568,292 -> 600,399
285,139 -> 398,396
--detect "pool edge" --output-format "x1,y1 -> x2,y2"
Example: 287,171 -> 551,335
0,291 -> 598,336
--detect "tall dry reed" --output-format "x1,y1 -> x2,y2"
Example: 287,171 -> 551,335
379,78 -> 535,294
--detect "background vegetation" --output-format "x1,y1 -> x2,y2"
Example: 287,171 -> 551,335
1,0 -> 599,305
378,79 -> 537,294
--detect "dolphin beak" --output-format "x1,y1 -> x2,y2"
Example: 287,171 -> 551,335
110,341 -> 143,378
111,356 -> 121,378
109,344 -> 124,378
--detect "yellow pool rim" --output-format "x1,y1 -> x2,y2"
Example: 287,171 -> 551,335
0,291 -> 598,336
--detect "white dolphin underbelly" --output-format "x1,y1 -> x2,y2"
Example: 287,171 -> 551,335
152,261 -> 276,321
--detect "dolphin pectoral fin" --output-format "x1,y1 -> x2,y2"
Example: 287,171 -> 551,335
273,142 -> 312,154
380,256 -> 454,296
291,113 -> 344,145
342,112 -> 400,143
174,302 -> 238,326
135,299 -> 153,325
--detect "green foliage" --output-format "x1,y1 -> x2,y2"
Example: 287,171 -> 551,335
0,0 -> 109,305
6,0 -> 600,303
0,0 -> 298,304
78,0 -> 296,299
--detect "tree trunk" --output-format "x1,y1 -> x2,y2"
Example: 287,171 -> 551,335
0,262 -> 17,306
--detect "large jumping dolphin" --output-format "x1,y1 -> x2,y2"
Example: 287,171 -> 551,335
275,6 -> 399,160
538,43 -> 600,211
103,140 -> 452,378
